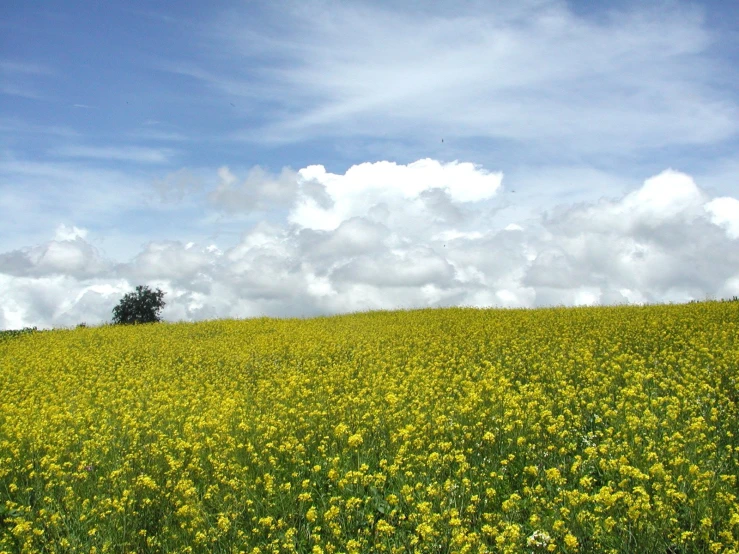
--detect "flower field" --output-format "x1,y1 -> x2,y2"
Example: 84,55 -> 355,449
1,303 -> 738,554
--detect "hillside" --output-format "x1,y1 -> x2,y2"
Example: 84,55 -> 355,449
1,303 -> 738,553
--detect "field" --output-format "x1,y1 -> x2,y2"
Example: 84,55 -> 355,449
1,303 -> 738,554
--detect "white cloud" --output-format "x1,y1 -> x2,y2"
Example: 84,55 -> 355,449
1,160 -> 738,330
0,60 -> 53,75
129,128 -> 191,142
154,168 -> 204,203
705,197 -> 739,239
299,217 -> 390,263
51,145 -> 175,164
120,241 -> 215,283
209,165 -> 299,213
0,118 -> 79,138
54,224 -> 88,241
619,170 -> 706,225
204,1 -> 737,152
0,60 -> 54,100
0,156 -> 204,260
539,169 -> 710,242
0,84 -> 46,100
331,246 -> 456,288
526,169 -> 739,304
0,274 -> 129,329
0,233 -> 111,280
290,159 -> 502,231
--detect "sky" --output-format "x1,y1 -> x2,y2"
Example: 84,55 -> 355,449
1,0 -> 739,329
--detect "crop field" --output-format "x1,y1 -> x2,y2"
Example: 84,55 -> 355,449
1,303 -> 738,554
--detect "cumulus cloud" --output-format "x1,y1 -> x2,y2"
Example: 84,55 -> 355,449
705,197 -> 739,239
528,170 -> 739,304
154,169 -> 203,203
54,224 -> 88,241
0,274 -> 130,329
290,159 -> 502,231
1,160 -> 738,330
120,241 -> 216,285
298,217 -> 390,263
0,225 -> 111,279
209,166 -> 299,213
332,247 -> 456,288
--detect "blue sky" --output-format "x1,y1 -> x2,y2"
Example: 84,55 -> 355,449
2,0 -> 739,329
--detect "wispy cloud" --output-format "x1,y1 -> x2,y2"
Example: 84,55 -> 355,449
128,128 -> 191,142
189,1 -> 738,153
0,60 -> 54,76
51,145 -> 176,164
0,156 -> 160,252
0,155 -> 220,264
0,84 -> 47,100
0,60 -> 54,100
0,118 -> 79,137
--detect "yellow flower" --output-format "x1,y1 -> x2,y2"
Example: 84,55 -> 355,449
376,519 -> 395,534
347,433 -> 363,448
564,533 -> 579,549
1,303 -> 735,553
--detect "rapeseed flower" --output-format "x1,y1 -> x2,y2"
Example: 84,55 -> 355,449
0,302 -> 737,553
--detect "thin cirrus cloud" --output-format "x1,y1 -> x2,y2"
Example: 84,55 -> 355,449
51,145 -> 176,164
1,160 -> 739,330
0,156 -> 171,257
0,60 -> 54,100
0,118 -> 79,138
203,1 -> 738,151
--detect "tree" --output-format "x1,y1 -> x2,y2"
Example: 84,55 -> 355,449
112,285 -> 166,325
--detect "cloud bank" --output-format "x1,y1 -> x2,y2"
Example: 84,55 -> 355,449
1,160 -> 737,330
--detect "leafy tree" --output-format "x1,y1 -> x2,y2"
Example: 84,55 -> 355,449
112,285 -> 166,325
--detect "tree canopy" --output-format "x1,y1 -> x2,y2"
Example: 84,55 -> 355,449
112,285 -> 166,325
